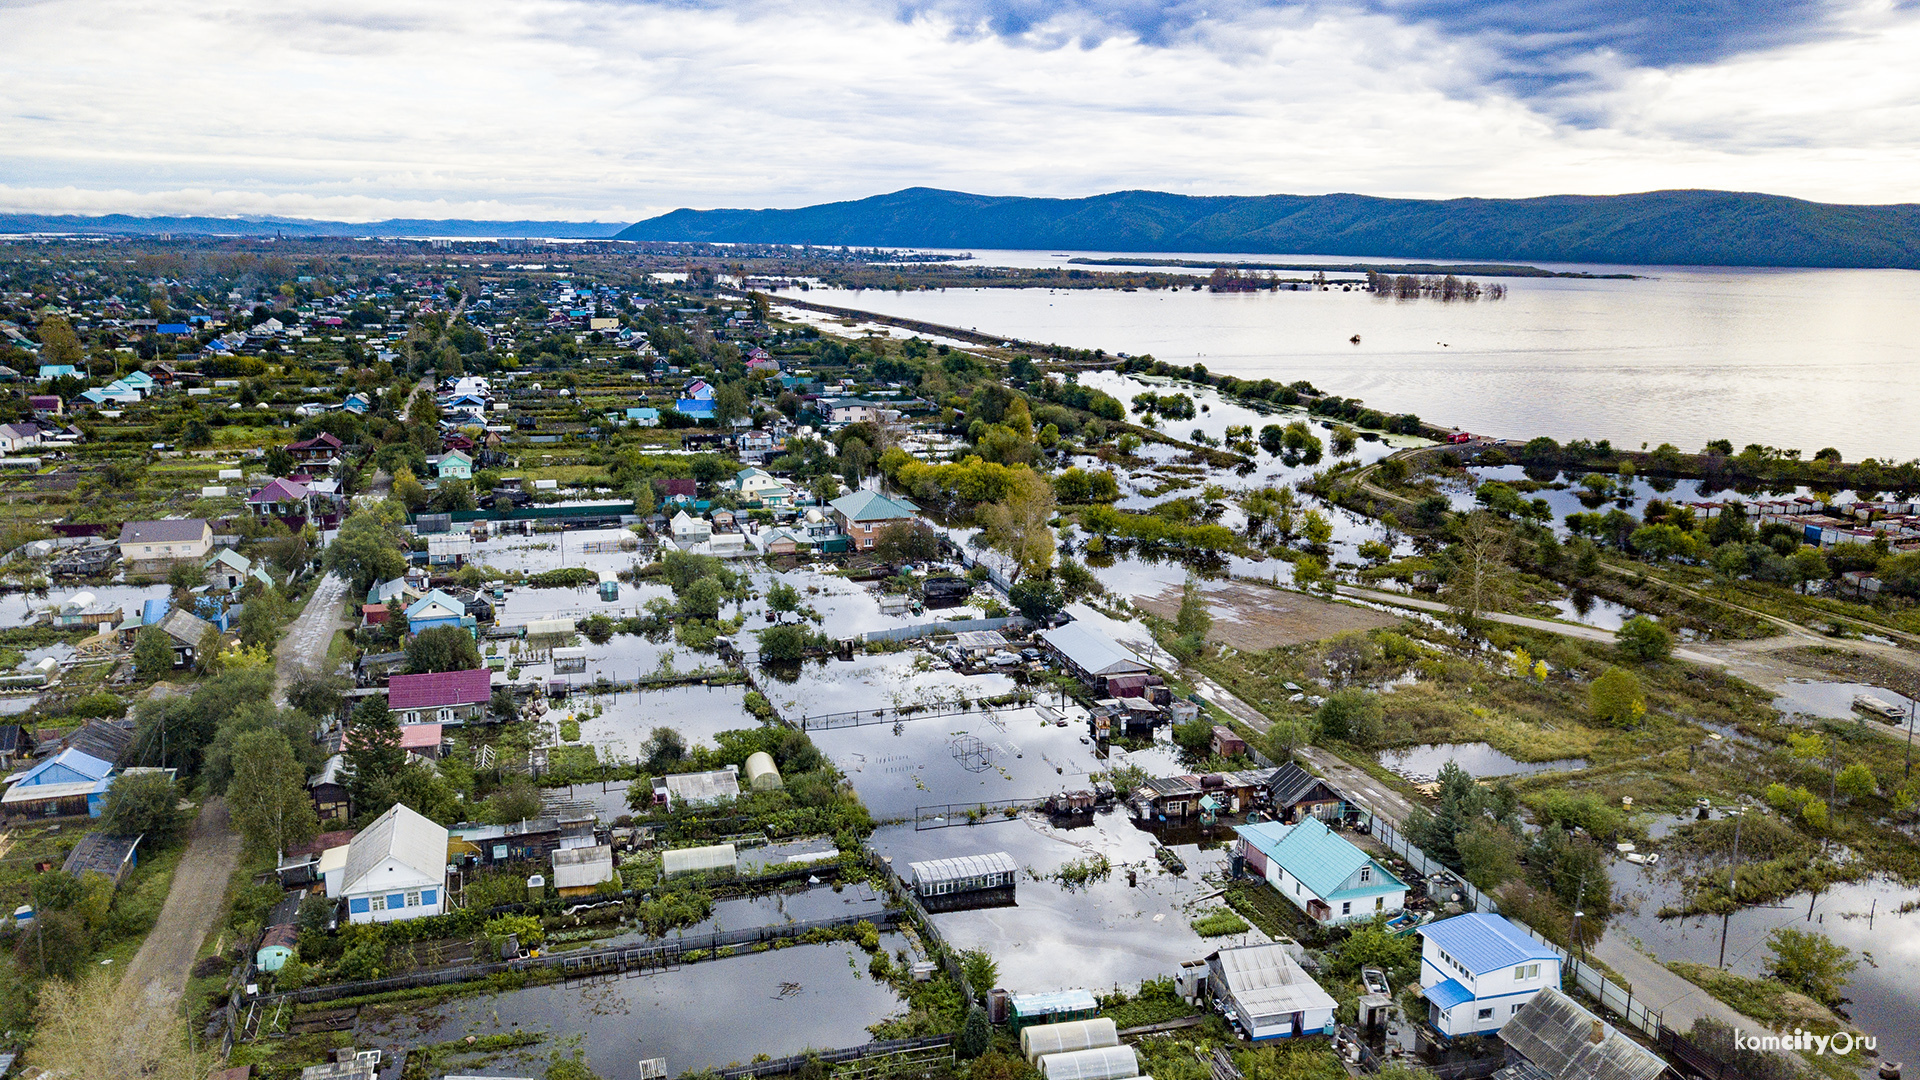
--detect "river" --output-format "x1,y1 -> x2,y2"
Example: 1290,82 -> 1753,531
773,249 -> 1920,461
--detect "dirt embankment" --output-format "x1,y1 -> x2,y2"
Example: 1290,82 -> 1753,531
1135,579 -> 1399,651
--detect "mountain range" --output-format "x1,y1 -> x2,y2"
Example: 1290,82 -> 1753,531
617,188 -> 1920,270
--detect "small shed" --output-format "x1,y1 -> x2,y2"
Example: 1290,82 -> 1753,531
257,922 -> 299,973
744,751 -> 783,791
1035,1045 -> 1139,1080
662,843 -> 736,878
60,832 -> 140,887
1211,725 -> 1248,758
1021,1018 -> 1119,1064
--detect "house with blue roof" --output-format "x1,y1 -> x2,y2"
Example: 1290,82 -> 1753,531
676,379 -> 717,417
1233,817 -> 1405,926
1,747 -> 117,817
1417,913 -> 1562,1037
405,590 -> 471,635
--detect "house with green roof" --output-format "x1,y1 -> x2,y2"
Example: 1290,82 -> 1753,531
827,489 -> 920,552
1234,817 -> 1405,926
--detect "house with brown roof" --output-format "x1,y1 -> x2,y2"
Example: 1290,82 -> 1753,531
286,431 -> 344,463
117,519 -> 212,577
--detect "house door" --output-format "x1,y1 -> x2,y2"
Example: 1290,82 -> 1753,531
1291,1012 -> 1302,1037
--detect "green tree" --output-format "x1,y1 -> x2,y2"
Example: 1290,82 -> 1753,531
29,971 -> 209,1080
679,577 -> 724,620
978,469 -> 1056,582
1439,512 -> 1515,621
344,697 -> 404,809
757,623 -> 824,662
228,729 -> 319,855
391,467 -> 429,512
1764,927 -> 1858,1006
960,948 -> 999,998
37,313 -> 85,369
1589,666 -> 1646,726
1315,689 -> 1383,746
1458,819 -> 1524,891
1175,573 -> 1211,640
483,779 -> 545,825
1008,577 -> 1062,621
324,509 -> 407,595
1300,509 -> 1334,548
642,727 -> 688,775
99,771 -> 187,847
406,625 -> 482,673
1614,616 -> 1672,661
765,580 -> 801,618
1835,762 -> 1875,801
133,626 -> 174,681
956,1006 -> 991,1058
235,589 -> 292,651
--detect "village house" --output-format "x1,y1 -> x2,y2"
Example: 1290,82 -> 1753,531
205,549 -> 275,592
729,467 -> 791,506
386,668 -> 492,725
426,450 -> 472,481
286,431 -> 345,463
247,477 -> 312,522
1,747 -> 118,818
1207,942 -> 1339,1042
404,590 -> 470,635
669,510 -> 712,545
675,378 -> 717,418
308,755 -> 351,822
1265,762 -> 1346,824
0,422 -> 41,453
154,607 -> 220,668
118,518 -> 213,577
1234,817 -> 1406,926
333,803 -> 448,924
1417,914 -> 1563,1038
827,489 -> 918,551
1039,623 -> 1155,695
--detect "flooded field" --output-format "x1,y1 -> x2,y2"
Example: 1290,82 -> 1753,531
0,582 -> 169,628
564,683 -> 761,759
1378,742 -> 1587,782
1771,679 -> 1919,732
759,652 -> 1020,722
871,813 -> 1247,993
355,935 -> 909,1078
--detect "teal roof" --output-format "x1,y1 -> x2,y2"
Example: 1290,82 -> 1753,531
828,489 -> 919,523
1235,817 -> 1403,899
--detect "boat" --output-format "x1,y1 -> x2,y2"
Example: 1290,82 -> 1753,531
1624,852 -> 1660,865
1384,909 -> 1432,937
1361,967 -> 1392,997
1853,693 -> 1905,724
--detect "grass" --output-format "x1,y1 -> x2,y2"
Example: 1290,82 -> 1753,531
1665,962 -> 1869,1080
1189,907 -> 1252,937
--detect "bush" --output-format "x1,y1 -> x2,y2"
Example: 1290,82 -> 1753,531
1589,666 -> 1645,726
528,567 -> 599,589
1190,907 -> 1251,937
1615,616 -> 1672,661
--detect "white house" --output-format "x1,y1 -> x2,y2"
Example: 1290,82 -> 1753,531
1417,913 -> 1563,1038
0,423 -> 41,453
336,803 -> 448,924
1233,818 -> 1406,926
729,467 -> 791,507
670,510 -> 711,544
1207,943 -> 1338,1041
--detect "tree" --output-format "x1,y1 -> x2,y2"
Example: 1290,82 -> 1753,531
324,509 -> 407,595
132,626 -> 174,682
959,949 -> 999,998
391,467 -> 429,511
1614,616 -> 1672,661
1300,509 -> 1333,548
1835,763 -> 1875,801
1315,689 -> 1383,746
1175,573 -> 1211,640
37,313 -> 85,370
1764,927 -> 1858,1006
484,779 -> 545,825
99,771 -> 186,848
344,697 -> 404,809
1258,424 -> 1284,455
642,727 -> 688,775
1589,666 -> 1646,727
286,673 -> 348,725
235,589 -> 292,651
264,444 -> 296,477
679,577 -> 724,620
229,729 -> 319,855
1439,512 -> 1515,622
1458,819 -> 1524,891
714,382 -> 750,426
490,688 -> 520,721
1790,546 -> 1829,592
874,520 -> 942,564
765,579 -> 801,619
1008,577 -> 1063,621
977,469 -> 1056,582
757,623 -> 824,662
29,970 -> 208,1080
957,1006 -> 991,1059
406,625 -> 482,673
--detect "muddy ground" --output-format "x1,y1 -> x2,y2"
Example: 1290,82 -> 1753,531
1134,579 -> 1398,651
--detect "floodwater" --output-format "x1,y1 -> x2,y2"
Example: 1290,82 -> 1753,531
1607,853 -> 1920,1070
0,582 -> 169,629
759,652 -> 1019,721
868,813 -> 1248,994
779,256 -> 1920,460
565,683 -> 760,760
1377,743 -> 1587,783
1771,680 -> 1920,733
1547,593 -> 1640,631
1453,465 -> 1883,533
357,936 -> 909,1078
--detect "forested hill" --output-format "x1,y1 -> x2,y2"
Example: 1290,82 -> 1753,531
0,214 -> 627,239
617,188 -> 1920,269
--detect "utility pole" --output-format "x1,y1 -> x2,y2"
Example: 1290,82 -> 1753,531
1906,698 -> 1915,781
1718,807 -> 1744,969
1570,873 -> 1587,964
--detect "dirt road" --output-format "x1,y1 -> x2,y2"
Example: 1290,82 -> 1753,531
117,797 -> 244,1014
120,573 -> 352,1018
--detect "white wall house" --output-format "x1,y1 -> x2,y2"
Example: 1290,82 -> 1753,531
337,804 -> 448,924
1417,914 -> 1563,1038
1234,818 -> 1406,926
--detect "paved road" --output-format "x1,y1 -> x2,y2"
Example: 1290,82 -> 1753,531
1586,933 -> 1765,1042
116,797 -> 244,1015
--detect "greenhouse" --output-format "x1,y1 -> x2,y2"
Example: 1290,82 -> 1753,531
908,851 -> 1018,898
1020,1018 -> 1119,1064
662,843 -> 737,877
1036,1045 -> 1139,1080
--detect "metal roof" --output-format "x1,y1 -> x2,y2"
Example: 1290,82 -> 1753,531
1425,976 -> 1475,1012
1419,914 -> 1560,976
1499,988 -> 1667,1080
1234,817 -> 1401,899
827,489 -> 919,522
1209,943 -> 1339,1023
117,518 -> 209,545
909,851 -> 1018,887
342,803 -> 448,893
60,832 -> 139,879
387,668 -> 491,709
1040,623 -> 1150,677
1011,988 -> 1100,1016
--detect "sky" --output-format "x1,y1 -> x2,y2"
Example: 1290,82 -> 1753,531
2,0 -> 1918,222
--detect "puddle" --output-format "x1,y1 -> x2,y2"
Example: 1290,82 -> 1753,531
1772,680 -> 1919,731
1548,593 -> 1639,631
1378,742 -> 1586,782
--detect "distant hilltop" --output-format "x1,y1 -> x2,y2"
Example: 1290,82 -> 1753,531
618,187 -> 1920,270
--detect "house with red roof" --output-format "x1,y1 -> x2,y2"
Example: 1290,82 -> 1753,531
286,431 -> 344,463
385,668 -> 493,725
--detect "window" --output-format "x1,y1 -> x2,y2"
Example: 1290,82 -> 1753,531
1514,963 -> 1540,980
369,895 -> 387,912
1359,865 -> 1371,883
1477,1008 -> 1494,1021
1513,1004 -> 1524,1014
1341,901 -> 1351,916
405,890 -> 422,907
1375,897 -> 1385,911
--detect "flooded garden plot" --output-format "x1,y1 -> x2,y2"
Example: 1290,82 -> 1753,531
353,934 -> 912,1079
0,582 -> 169,628
758,652 -> 1020,722
1771,679 -> 1919,732
869,813 -> 1248,993
565,683 -> 761,759
1378,742 -> 1587,783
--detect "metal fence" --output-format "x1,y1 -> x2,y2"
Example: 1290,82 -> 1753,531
862,616 -> 1026,643
1338,788 -> 1666,1044
715,1036 -> 954,1079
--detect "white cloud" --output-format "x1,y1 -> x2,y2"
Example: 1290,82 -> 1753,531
1,0 -> 1917,220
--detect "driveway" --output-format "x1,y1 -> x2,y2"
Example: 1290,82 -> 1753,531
117,798 -> 244,1015
276,572 -> 352,700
